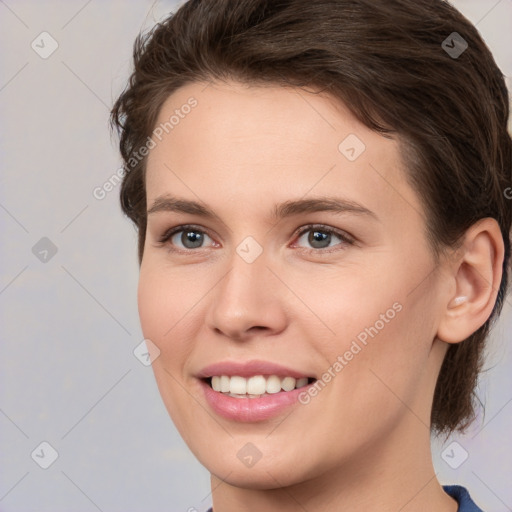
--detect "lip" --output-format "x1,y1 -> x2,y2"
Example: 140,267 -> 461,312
197,359 -> 313,379
197,360 -> 316,422
199,379 -> 314,422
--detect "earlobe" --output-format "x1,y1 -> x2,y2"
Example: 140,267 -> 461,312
436,218 -> 504,344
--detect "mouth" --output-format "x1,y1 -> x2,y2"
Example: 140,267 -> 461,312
197,360 -> 318,421
203,375 -> 317,398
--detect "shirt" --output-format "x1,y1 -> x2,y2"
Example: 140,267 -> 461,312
444,485 -> 484,511
204,484 -> 484,511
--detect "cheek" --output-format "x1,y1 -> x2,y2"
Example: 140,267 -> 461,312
137,264 -> 196,364
137,266 -> 202,432
292,259 -> 436,405
137,268 -> 170,342
286,263 -> 403,350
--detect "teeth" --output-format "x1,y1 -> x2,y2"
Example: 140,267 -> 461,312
209,375 -> 311,396
247,375 -> 266,395
230,376 -> 247,395
296,377 -> 308,388
281,376 -> 296,392
220,375 -> 230,393
266,375 -> 282,394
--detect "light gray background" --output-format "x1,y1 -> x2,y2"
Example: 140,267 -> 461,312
0,1 -> 511,511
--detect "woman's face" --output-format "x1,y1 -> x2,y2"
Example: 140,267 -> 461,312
139,81 -> 449,487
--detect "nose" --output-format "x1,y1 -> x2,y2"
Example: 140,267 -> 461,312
205,250 -> 288,341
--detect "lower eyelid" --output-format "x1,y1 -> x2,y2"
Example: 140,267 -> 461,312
158,225 -> 353,251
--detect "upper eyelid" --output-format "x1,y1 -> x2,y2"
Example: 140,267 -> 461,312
159,223 -> 353,248
161,223 -> 346,237
292,226 -> 355,250
160,224 -> 216,243
295,224 -> 351,238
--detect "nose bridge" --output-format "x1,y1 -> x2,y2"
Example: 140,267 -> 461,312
206,245 -> 287,338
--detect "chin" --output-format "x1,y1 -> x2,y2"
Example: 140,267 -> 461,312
192,441 -> 320,490
210,462 -> 307,490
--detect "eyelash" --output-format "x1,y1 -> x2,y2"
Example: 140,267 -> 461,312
293,224 -> 355,251
157,223 -> 355,254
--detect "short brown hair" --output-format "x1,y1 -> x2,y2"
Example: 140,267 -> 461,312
111,0 -> 512,434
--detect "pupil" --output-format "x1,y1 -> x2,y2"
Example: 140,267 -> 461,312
183,231 -> 203,248
309,230 -> 330,248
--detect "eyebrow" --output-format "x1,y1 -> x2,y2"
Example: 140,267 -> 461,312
147,194 -> 378,222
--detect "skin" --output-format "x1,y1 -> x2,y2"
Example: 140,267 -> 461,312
138,80 -> 503,511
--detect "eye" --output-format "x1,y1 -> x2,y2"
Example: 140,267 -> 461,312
158,225 -> 216,250
293,225 -> 354,251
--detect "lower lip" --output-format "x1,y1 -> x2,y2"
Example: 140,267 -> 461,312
200,379 -> 312,422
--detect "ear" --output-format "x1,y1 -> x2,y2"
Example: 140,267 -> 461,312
437,218 -> 505,344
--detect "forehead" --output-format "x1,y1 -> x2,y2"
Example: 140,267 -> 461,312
145,80 -> 421,223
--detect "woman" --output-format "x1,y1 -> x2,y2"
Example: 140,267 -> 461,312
111,1 -> 511,510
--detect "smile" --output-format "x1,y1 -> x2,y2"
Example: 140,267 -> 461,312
197,360 -> 318,421
208,375 -> 313,398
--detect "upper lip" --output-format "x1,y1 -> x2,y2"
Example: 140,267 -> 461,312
197,360 -> 314,379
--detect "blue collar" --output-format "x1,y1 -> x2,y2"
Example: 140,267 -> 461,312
443,485 -> 484,512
